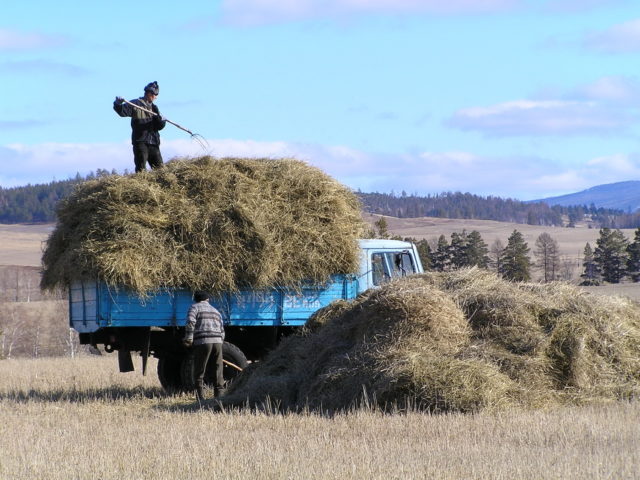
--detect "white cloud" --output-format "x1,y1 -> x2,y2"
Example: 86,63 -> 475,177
543,0 -> 629,13
219,0 -> 518,26
2,140 -> 639,201
448,77 -> 640,137
570,76 -> 640,103
448,99 -> 630,136
0,59 -> 89,76
0,28 -> 67,51
584,18 -> 640,53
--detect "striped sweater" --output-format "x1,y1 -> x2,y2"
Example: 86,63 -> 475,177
184,301 -> 225,345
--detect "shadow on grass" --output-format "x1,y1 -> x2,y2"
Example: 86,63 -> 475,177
0,385 -> 166,403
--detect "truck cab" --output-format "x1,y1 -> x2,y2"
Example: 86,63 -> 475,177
357,239 -> 423,293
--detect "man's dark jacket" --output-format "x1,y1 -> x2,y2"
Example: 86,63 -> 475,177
113,98 -> 166,145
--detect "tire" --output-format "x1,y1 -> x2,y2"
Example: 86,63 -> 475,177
180,342 -> 248,391
157,356 -> 184,393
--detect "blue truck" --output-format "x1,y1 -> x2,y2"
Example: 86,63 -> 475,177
70,239 -> 423,391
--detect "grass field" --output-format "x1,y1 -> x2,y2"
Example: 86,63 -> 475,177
0,223 -> 53,267
0,356 -> 638,479
364,213 -> 638,262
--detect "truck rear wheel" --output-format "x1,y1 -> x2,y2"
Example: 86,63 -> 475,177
180,342 -> 248,391
157,356 -> 184,392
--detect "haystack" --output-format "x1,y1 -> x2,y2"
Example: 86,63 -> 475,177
41,157 -> 365,294
223,269 -> 640,413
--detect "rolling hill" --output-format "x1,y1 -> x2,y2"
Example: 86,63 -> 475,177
534,180 -> 640,212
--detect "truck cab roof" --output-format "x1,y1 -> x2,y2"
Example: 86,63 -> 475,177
358,238 -> 415,250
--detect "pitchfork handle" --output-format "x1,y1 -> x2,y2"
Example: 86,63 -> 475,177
120,98 -> 194,136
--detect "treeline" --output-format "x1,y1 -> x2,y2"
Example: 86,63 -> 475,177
581,227 -> 640,285
358,191 -> 627,227
373,217 -> 640,286
0,169 -> 116,223
371,216 -> 574,282
1,173 -> 639,227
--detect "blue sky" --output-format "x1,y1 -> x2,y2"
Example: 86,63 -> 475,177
2,0 -> 640,199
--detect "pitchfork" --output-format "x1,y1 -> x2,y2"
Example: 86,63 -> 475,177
119,98 -> 209,151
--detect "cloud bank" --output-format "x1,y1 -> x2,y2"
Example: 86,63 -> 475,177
0,28 -> 68,51
219,0 -> 518,26
2,139 -> 639,201
0,59 -> 89,76
584,18 -> 640,53
447,76 -> 640,137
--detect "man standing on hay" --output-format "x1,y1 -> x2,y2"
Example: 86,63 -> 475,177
183,291 -> 226,402
113,81 -> 166,173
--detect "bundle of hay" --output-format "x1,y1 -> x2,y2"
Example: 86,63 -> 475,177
224,269 -> 640,413
41,157 -> 364,294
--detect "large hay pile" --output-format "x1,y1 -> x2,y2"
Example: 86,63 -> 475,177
41,157 -> 364,294
224,269 -> 640,413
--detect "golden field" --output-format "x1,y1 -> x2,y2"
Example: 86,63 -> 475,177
0,356 -> 638,480
1,220 -> 640,478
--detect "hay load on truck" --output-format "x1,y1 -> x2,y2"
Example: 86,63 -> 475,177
41,157 -> 423,391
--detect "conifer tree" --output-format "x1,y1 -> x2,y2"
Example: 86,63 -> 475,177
626,228 -> 640,282
500,230 -> 531,281
374,216 -> 390,239
415,240 -> 432,271
432,235 -> 451,272
449,230 -> 468,268
580,242 -> 599,285
465,230 -> 490,268
594,228 -> 629,283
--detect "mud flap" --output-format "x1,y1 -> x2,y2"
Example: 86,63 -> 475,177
118,348 -> 135,373
141,328 -> 151,376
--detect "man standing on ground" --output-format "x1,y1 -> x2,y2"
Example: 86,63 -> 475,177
183,290 -> 226,401
113,81 -> 166,172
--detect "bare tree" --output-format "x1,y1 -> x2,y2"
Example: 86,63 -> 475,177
0,309 -> 26,359
489,238 -> 504,273
559,256 -> 577,282
534,233 -> 560,282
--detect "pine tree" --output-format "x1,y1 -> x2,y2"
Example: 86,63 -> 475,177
533,232 -> 560,283
580,242 -> 599,286
415,240 -> 432,271
500,230 -> 531,281
627,228 -> 640,282
432,235 -> 451,272
449,230 -> 468,268
465,230 -> 489,268
594,228 -> 629,283
374,216 -> 389,239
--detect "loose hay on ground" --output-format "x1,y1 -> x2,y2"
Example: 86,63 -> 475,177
223,269 -> 640,413
41,157 -> 365,294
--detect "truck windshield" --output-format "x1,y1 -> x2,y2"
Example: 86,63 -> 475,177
371,251 -> 416,286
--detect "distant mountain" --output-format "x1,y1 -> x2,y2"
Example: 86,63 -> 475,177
533,181 -> 640,213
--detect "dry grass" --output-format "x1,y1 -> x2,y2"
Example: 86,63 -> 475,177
0,356 -> 638,479
365,213 -> 638,259
0,223 -> 53,267
225,269 -> 640,413
41,157 -> 364,294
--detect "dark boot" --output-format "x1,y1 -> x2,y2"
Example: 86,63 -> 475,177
214,387 -> 226,398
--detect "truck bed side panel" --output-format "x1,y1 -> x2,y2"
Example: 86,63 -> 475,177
69,276 -> 358,332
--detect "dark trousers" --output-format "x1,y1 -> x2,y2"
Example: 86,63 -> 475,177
133,143 -> 163,172
193,343 -> 224,391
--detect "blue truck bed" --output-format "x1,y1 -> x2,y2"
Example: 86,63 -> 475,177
69,275 -> 359,333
